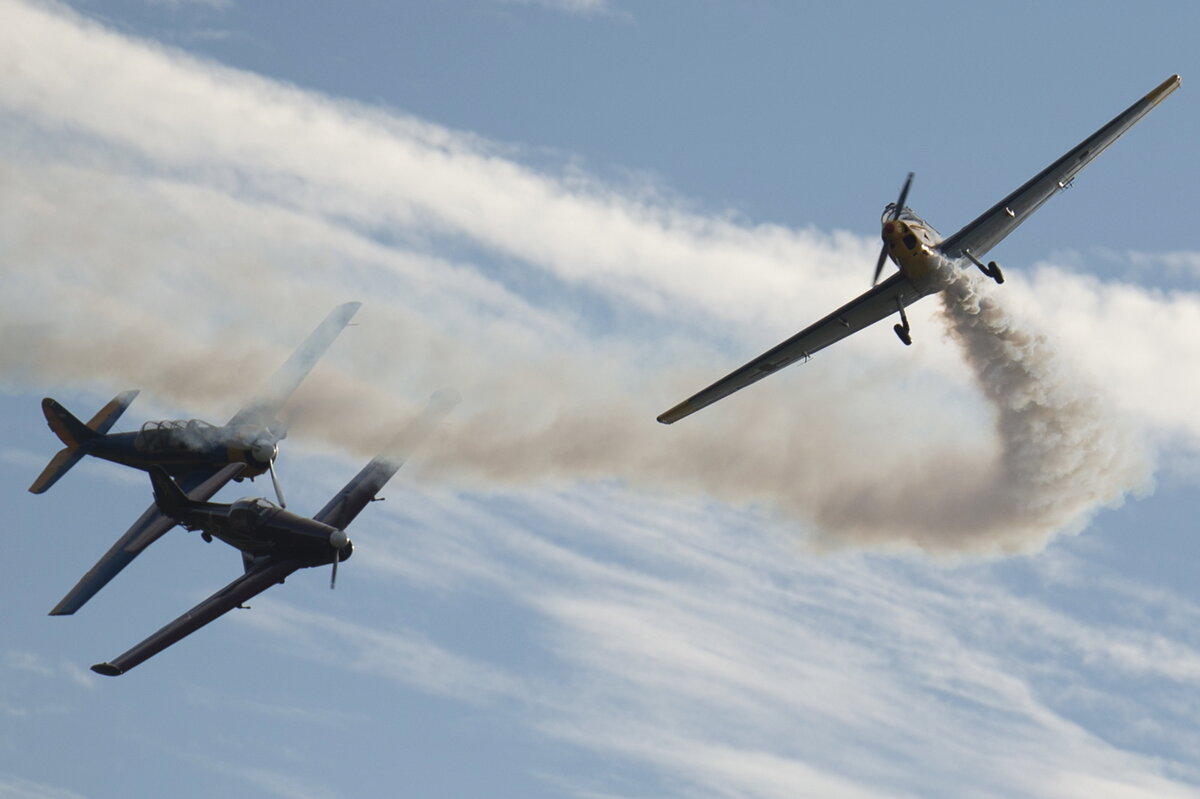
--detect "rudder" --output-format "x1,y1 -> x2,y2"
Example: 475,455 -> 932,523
148,466 -> 193,519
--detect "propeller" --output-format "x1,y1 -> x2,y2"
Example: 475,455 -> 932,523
268,457 -> 286,509
329,529 -> 350,589
248,437 -> 286,508
872,172 -> 915,285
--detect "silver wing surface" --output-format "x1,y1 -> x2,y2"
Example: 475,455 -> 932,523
49,463 -> 246,616
226,301 -> 361,428
658,273 -> 929,424
91,557 -> 301,676
938,74 -> 1179,261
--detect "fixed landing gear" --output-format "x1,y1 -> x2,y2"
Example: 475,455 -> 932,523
893,302 -> 912,346
963,248 -> 1005,284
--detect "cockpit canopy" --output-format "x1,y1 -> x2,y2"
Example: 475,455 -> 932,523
229,497 -> 279,533
134,419 -> 218,453
231,497 -> 279,515
881,204 -> 941,241
882,203 -> 921,225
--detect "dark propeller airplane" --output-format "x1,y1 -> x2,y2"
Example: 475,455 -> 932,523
90,391 -> 458,676
657,74 -> 1180,425
32,302 -> 360,616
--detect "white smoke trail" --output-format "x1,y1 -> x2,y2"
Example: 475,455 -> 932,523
0,1 -> 1162,555
929,258 -> 1151,550
0,158 -> 1153,555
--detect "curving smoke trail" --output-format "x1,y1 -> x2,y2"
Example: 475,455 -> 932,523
926,259 -> 1151,550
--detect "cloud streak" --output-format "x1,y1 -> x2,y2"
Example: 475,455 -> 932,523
240,479 -> 1200,798
0,0 -> 1192,557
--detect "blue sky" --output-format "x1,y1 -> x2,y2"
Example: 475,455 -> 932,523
3,1 -> 1200,797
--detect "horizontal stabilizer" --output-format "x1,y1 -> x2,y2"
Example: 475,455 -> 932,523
28,447 -> 86,495
86,389 -> 140,434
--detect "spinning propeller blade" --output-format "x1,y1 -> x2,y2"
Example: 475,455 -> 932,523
872,172 -> 915,286
330,547 -> 339,590
871,245 -> 890,286
892,172 -> 913,221
268,458 -> 286,509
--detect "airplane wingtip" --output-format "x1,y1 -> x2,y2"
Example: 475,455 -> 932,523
91,663 -> 123,677
657,398 -> 697,425
1147,74 -> 1182,103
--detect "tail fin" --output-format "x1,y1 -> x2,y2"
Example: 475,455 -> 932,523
29,391 -> 140,494
148,466 -> 193,519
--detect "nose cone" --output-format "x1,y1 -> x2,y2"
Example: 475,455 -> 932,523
329,529 -> 350,550
251,439 -> 277,464
882,221 -> 895,237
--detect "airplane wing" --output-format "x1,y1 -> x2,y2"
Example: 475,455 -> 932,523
49,463 -> 246,616
225,301 -> 361,428
313,390 -> 459,530
937,74 -> 1179,261
91,556 -> 302,676
658,273 -> 929,424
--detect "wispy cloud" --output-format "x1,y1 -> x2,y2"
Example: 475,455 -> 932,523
3,6 -> 1198,795
497,0 -> 615,17
4,651 -> 93,689
0,776 -> 88,799
233,481 -> 1200,797
181,683 -> 370,727
231,599 -> 524,705
138,0 -> 234,10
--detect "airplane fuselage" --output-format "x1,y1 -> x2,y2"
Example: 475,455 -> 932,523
173,496 -> 353,567
79,421 -> 280,479
879,204 -> 945,290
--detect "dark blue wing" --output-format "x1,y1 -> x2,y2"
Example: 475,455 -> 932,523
49,463 -> 245,616
91,557 -> 301,676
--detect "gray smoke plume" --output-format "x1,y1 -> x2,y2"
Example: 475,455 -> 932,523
924,259 -> 1151,549
1,177 -> 1151,554
405,259 -> 1152,555
0,111 -> 1152,556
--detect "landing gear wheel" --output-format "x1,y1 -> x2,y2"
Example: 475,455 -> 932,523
987,261 -> 1005,284
893,323 -> 912,346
